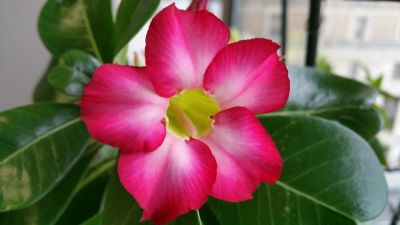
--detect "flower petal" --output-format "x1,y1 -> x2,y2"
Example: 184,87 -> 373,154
201,107 -> 283,201
146,4 -> 229,97
80,64 -> 168,152
187,0 -> 208,12
118,134 -> 217,225
203,38 -> 290,114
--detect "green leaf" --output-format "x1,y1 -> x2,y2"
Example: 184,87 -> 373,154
82,211 -> 201,225
81,214 -> 102,225
0,103 -> 89,211
286,66 -> 377,110
199,204 -> 221,225
281,66 -> 381,139
101,170 -> 151,225
371,75 -> 383,89
317,56 -> 333,73
55,146 -> 115,225
82,0 -> 114,62
48,66 -> 90,97
171,211 -> 203,225
33,59 -> 78,103
0,145 -> 95,225
48,50 -> 99,96
368,138 -> 388,167
309,106 -> 382,141
33,73 -> 78,104
33,58 -> 59,102
209,116 -> 388,225
58,50 -> 100,76
273,106 -> 383,140
114,0 -> 161,54
373,104 -> 392,129
38,0 -> 114,62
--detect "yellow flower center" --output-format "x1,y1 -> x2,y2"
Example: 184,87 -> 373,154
166,89 -> 220,138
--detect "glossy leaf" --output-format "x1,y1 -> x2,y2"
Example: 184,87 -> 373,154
33,76 -> 78,103
0,103 -> 89,211
373,104 -> 391,129
114,0 -> 161,54
281,66 -> 381,140
48,50 -> 99,96
369,138 -> 388,167
101,170 -> 152,225
0,146 -> 95,225
209,116 -> 388,225
58,50 -> 100,76
172,211 -> 203,225
286,66 -> 377,110
310,106 -> 382,141
38,0 -> 114,62
55,147 -> 115,225
33,58 -> 59,102
47,66 -> 90,97
199,204 -> 221,225
33,59 -> 78,103
81,214 -> 102,225
272,106 -> 382,140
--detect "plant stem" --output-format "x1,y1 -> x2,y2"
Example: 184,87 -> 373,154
390,199 -> 400,225
196,210 -> 203,225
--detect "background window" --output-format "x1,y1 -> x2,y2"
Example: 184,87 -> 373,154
353,16 -> 368,41
269,14 -> 281,38
393,63 -> 400,80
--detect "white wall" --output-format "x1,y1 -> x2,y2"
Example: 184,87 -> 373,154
0,0 -> 50,111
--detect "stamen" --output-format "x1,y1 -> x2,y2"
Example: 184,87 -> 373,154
168,100 -> 196,137
165,89 -> 220,138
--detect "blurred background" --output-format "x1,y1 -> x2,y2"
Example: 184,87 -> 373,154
0,0 -> 399,224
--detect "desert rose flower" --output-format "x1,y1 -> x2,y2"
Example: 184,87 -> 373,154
80,3 -> 290,225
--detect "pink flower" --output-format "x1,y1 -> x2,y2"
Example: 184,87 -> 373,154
80,4 -> 289,225
187,0 -> 208,12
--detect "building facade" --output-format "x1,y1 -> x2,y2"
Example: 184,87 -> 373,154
239,0 -> 400,167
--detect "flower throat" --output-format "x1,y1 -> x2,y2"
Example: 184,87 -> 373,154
166,89 -> 220,138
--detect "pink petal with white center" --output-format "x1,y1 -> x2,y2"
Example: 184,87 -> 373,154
118,134 -> 217,225
201,107 -> 282,202
80,64 -> 168,153
146,4 -> 229,97
203,38 -> 290,114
